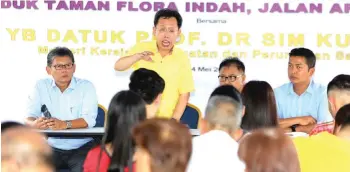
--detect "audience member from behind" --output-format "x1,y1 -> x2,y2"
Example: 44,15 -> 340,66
238,128 -> 300,172
218,57 -> 246,92
187,95 -> 245,172
83,90 -> 147,172
2,125 -> 54,172
1,121 -> 24,132
241,81 -> 278,132
310,74 -> 350,135
293,104 -> 350,172
333,104 -> 350,139
275,48 -> 332,133
328,74 -> 350,117
129,68 -> 165,118
132,118 -> 192,172
210,85 -> 242,105
25,47 -> 98,172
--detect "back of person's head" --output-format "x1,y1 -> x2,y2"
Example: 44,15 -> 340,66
241,81 -> 278,131
327,74 -> 350,93
210,85 -> 242,105
103,90 -> 147,172
204,95 -> 243,139
133,118 -> 192,172
129,68 -> 165,105
47,47 -> 75,67
1,121 -> 24,133
238,128 -> 300,172
1,126 -> 53,172
334,104 -> 350,135
327,74 -> 350,117
289,47 -> 316,69
154,8 -> 183,28
219,57 -> 245,73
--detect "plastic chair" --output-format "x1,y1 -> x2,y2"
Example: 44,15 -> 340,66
95,104 -> 107,127
180,103 -> 202,129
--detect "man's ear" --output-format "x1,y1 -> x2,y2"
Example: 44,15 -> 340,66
72,64 -> 76,73
46,66 -> 51,75
241,105 -> 246,117
308,67 -> 315,76
328,96 -> 337,118
241,74 -> 246,83
199,119 -> 208,135
177,28 -> 182,36
154,94 -> 162,105
152,27 -> 156,37
231,128 -> 243,141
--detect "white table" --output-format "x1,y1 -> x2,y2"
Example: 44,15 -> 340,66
40,127 -> 200,137
285,132 -> 308,138
39,127 -> 104,137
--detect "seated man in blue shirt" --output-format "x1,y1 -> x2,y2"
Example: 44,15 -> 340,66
25,47 -> 98,172
275,48 -> 332,133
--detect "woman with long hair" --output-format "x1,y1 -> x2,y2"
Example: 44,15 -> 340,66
83,90 -> 147,172
241,81 -> 278,131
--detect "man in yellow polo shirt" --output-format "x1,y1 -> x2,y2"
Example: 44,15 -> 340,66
114,8 -> 194,120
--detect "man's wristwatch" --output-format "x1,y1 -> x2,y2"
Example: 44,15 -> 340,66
65,120 -> 72,129
290,124 -> 297,132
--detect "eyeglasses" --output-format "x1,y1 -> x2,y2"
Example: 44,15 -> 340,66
52,63 -> 74,70
156,27 -> 178,34
218,74 -> 243,82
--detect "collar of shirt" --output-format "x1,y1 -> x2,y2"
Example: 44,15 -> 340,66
50,76 -> 77,90
288,80 -> 314,96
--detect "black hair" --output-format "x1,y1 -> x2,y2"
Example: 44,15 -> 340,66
154,8 -> 183,28
210,85 -> 242,105
129,68 -> 165,104
47,47 -> 74,66
219,57 -> 245,73
241,81 -> 278,131
100,90 -> 147,172
1,121 -> 24,133
327,74 -> 350,93
289,47 -> 316,69
335,104 -> 350,131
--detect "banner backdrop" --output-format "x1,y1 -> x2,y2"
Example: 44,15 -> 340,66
0,0 -> 349,122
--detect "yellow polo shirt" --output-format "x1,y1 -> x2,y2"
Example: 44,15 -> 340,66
293,132 -> 350,172
126,41 -> 195,118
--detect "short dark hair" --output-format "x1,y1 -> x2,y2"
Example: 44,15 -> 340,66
1,121 -> 24,133
129,68 -> 165,104
289,47 -> 316,69
335,104 -> 350,131
102,90 -> 147,171
154,8 -> 183,28
327,74 -> 350,93
241,81 -> 278,131
133,118 -> 192,172
219,57 -> 245,73
47,47 -> 74,66
210,85 -> 242,105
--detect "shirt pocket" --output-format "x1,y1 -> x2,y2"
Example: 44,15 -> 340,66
68,98 -> 82,119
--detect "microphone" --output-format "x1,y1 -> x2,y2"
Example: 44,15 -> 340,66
41,104 -> 52,119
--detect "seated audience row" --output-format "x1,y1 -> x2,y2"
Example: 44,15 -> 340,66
4,73 -> 350,172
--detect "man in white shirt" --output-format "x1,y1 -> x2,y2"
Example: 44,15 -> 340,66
186,95 -> 245,172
